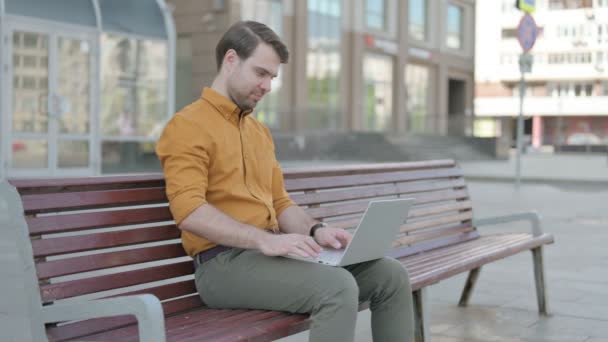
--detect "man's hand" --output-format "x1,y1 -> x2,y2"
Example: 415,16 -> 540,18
258,233 -> 323,259
313,227 -> 353,250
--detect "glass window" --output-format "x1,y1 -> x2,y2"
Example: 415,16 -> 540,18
11,31 -> 49,135
603,81 -> 608,96
11,140 -> 48,169
58,140 -> 89,168
446,3 -> 463,50
241,0 -> 284,129
366,0 -> 386,31
175,35 -> 194,111
102,141 -> 160,174
307,0 -> 342,130
57,37 -> 91,135
409,0 -> 427,41
405,64 -> 430,133
100,34 -> 168,139
363,54 -> 393,132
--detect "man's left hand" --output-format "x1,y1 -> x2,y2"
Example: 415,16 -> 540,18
313,227 -> 353,249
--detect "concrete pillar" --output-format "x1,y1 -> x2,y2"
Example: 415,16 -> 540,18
532,115 -> 543,148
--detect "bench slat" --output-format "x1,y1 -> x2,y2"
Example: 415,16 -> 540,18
404,234 -> 531,272
282,159 -> 456,179
205,314 -> 309,342
285,168 -> 463,192
400,211 -> 473,234
32,225 -> 180,258
40,260 -> 193,302
170,310 -> 287,341
392,230 -> 480,258
10,174 -> 164,194
21,187 -> 167,214
36,243 -> 186,279
409,200 -> 472,219
394,224 -> 474,246
290,178 -> 465,206
27,206 -> 173,236
306,188 -> 470,220
112,280 -> 197,301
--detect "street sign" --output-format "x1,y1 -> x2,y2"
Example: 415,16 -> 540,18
517,13 -> 538,53
515,0 -> 536,13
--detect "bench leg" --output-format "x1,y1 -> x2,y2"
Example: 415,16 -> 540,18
532,246 -> 549,315
413,288 -> 430,342
458,267 -> 481,307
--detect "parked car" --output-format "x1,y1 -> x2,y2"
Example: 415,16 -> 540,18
566,133 -> 602,145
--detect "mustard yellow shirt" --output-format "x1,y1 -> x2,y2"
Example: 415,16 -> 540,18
156,87 -> 295,256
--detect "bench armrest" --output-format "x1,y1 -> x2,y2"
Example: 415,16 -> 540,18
41,294 -> 166,342
473,211 -> 543,237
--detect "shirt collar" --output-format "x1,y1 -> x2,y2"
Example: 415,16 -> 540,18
201,87 -> 253,125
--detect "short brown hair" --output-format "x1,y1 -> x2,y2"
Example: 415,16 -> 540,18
215,21 -> 289,70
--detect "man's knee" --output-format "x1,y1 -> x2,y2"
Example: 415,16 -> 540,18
315,268 -> 359,312
373,257 -> 411,292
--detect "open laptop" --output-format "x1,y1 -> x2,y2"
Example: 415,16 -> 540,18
285,198 -> 414,267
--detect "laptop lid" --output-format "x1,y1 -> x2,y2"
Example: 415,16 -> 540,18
338,198 -> 414,266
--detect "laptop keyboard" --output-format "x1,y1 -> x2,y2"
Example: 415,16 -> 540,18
317,249 -> 345,265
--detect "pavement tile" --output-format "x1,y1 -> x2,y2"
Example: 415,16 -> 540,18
527,314 -> 608,337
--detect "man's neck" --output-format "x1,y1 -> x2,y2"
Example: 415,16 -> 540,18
210,77 -> 230,100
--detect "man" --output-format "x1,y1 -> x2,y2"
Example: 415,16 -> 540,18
156,21 -> 414,342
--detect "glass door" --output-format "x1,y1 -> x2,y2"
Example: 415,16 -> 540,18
6,20 -> 97,177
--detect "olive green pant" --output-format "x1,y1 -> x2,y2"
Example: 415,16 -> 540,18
194,248 -> 415,342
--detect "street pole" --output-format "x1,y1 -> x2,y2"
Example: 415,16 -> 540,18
516,55 -> 526,189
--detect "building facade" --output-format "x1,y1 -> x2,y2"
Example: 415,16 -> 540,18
0,0 -> 476,178
0,0 -> 175,179
475,0 -> 608,150
169,0 -> 476,136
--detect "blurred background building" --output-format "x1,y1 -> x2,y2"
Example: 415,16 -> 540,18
170,0 -> 475,135
1,0 -> 477,178
170,0 -> 481,164
475,0 -> 608,153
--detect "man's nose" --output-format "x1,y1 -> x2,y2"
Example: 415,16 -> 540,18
260,77 -> 271,93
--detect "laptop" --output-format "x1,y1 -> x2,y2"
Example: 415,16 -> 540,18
285,198 -> 414,267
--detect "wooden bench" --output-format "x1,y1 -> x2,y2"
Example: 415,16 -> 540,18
1,159 -> 554,342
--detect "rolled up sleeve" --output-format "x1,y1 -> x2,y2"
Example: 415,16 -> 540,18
156,115 -> 210,225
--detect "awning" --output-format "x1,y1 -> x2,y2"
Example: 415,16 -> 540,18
4,0 -> 169,39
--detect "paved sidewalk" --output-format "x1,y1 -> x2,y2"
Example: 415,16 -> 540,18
459,153 -> 608,186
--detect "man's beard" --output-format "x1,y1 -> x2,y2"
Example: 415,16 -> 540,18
230,90 -> 257,112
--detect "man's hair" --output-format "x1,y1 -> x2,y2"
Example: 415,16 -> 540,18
215,21 -> 289,70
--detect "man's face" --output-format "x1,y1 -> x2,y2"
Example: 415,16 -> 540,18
225,43 -> 280,112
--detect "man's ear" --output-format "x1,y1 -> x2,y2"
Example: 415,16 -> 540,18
223,49 -> 239,73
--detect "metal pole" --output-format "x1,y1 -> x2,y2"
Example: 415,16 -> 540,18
516,55 -> 526,189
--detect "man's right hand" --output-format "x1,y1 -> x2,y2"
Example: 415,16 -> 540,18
258,233 -> 322,259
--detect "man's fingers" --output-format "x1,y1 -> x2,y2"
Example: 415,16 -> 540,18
304,237 -> 323,253
328,235 -> 342,249
335,230 -> 352,245
295,239 -> 320,258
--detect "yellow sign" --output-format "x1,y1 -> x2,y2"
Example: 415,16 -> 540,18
516,0 -> 535,13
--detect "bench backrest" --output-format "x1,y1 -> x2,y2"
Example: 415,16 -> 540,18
9,159 -> 474,341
